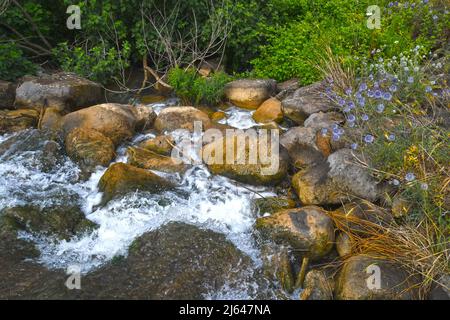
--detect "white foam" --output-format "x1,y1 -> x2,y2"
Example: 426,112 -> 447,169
220,106 -> 257,129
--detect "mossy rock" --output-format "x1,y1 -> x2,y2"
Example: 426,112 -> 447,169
98,162 -> 175,204
0,205 -> 97,241
203,133 -> 289,186
0,109 -> 39,134
65,127 -> 116,173
138,135 -> 174,156
252,196 -> 296,215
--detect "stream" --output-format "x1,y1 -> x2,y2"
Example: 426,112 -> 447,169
0,100 -> 286,299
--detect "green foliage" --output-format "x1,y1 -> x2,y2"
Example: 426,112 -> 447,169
0,43 -> 37,81
53,42 -> 131,85
168,67 -> 231,105
251,0 -> 449,84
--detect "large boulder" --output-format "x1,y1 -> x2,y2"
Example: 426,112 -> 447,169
65,127 -> 116,172
300,269 -> 334,300
154,106 -> 212,133
292,149 -> 381,205
256,206 -> 335,260
0,205 -> 97,241
98,163 -> 174,204
224,79 -> 277,110
282,81 -> 334,124
0,109 -> 39,134
62,103 -> 156,146
252,98 -> 283,124
74,222 -> 255,299
335,255 -> 416,300
15,72 -> 104,112
202,132 -> 289,186
0,80 -> 16,109
127,147 -> 188,174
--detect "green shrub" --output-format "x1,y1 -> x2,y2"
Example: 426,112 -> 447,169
251,0 -> 449,85
53,42 -> 131,85
168,67 -> 231,105
0,43 -> 37,81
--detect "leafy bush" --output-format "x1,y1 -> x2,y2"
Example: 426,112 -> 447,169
168,67 -> 231,105
53,42 -> 131,85
251,0 -> 449,84
0,43 -> 37,81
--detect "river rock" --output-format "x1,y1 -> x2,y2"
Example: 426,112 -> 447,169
154,106 -> 212,133
78,222 -> 254,299
256,206 -> 335,260
292,149 -> 381,205
40,107 -> 63,131
281,81 -> 334,124
0,205 -> 97,241
336,233 -> 353,257
300,269 -> 334,300
304,111 -> 345,130
335,255 -> 415,300
127,147 -> 188,174
62,103 -> 156,146
224,79 -> 277,110
0,80 -> 16,109
429,275 -> 450,300
252,196 -> 296,215
252,98 -> 283,124
65,128 -> 116,172
0,109 -> 39,134
280,127 -> 326,168
138,135 -> 174,156
202,132 -> 289,186
15,72 -> 104,112
98,162 -> 174,204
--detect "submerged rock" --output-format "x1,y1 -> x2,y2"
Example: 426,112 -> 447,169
0,205 -> 97,241
127,146 -> 188,174
62,103 -> 156,146
15,72 -> 104,112
335,255 -> 416,300
256,206 -> 335,260
202,132 -> 289,186
154,106 -> 212,133
65,127 -> 116,172
252,98 -> 283,124
292,149 -> 381,205
77,222 -> 255,299
224,79 -> 277,110
0,109 -> 39,134
281,81 -> 334,124
98,162 -> 175,204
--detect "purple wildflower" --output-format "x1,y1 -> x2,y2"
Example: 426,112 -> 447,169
405,173 -> 416,182
364,135 -> 375,144
361,114 -> 369,121
383,92 -> 393,101
407,76 -> 414,84
377,104 -> 385,113
375,90 -> 383,99
389,85 -> 398,92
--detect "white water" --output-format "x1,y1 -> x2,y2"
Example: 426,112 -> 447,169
0,103 -> 276,280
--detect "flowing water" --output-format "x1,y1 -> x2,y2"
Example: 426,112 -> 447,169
0,101 -> 285,299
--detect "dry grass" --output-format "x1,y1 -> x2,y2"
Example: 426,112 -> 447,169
329,207 -> 449,299
315,46 -> 355,92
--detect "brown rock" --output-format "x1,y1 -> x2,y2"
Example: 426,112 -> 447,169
0,80 -> 16,109
127,147 -> 188,174
154,106 -> 212,133
253,98 -> 283,124
256,206 -> 335,260
224,79 -> 277,110
0,109 -> 39,134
